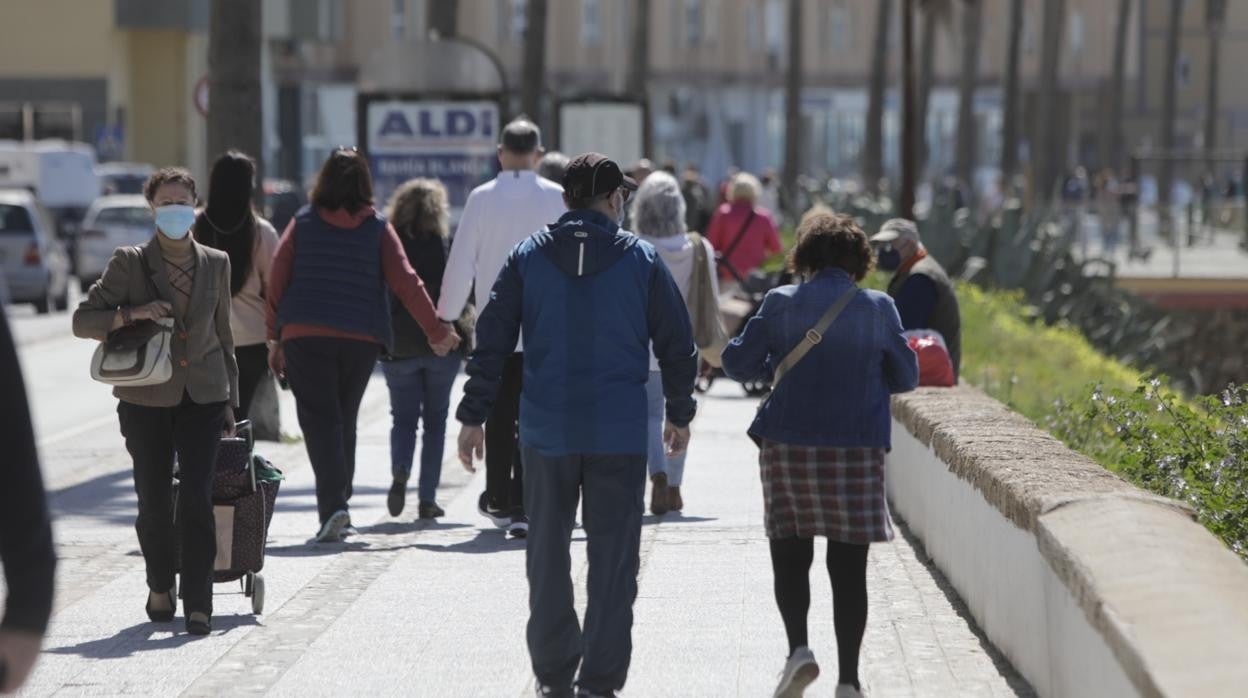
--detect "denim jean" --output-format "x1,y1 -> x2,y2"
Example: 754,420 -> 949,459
645,371 -> 688,485
381,354 -> 462,503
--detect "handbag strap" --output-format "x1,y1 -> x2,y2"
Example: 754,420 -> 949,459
721,210 -> 757,262
772,286 -> 859,388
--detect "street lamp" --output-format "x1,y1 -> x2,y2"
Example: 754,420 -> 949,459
427,29 -> 511,123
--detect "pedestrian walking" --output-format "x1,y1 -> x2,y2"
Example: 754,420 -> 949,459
537,151 -> 570,187
0,311 -> 56,693
706,172 -> 783,283
193,150 -> 280,420
456,153 -> 698,697
381,178 -> 468,521
722,212 -> 919,698
680,164 -> 714,234
73,167 -> 238,636
870,218 -> 962,379
438,117 -> 565,538
266,148 -> 459,544
630,171 -> 721,515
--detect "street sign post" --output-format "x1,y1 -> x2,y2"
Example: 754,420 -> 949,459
358,95 -> 500,221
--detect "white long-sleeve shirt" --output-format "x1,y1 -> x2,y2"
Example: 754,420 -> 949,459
437,170 -> 566,351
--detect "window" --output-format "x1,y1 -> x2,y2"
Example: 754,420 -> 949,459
765,0 -> 785,69
685,0 -> 703,47
511,0 -> 527,42
827,2 -> 850,51
583,0 -> 601,47
1068,11 -> 1084,57
391,0 -> 406,40
746,3 -> 761,52
0,205 -> 34,234
320,0 -> 344,41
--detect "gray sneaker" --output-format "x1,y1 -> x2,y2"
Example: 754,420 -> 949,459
774,647 -> 820,697
315,510 -> 350,543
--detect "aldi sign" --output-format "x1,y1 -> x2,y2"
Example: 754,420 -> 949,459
364,100 -> 500,217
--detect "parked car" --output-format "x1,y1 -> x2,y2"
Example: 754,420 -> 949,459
263,179 -> 306,234
0,189 -> 70,314
97,162 -> 154,196
76,195 -> 152,292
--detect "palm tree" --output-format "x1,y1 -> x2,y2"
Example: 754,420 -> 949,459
1000,0 -> 1025,181
521,0 -> 548,126
863,0 -> 893,193
782,0 -> 803,214
628,0 -> 653,156
954,0 -> 982,189
208,0 -> 263,201
916,0 -> 952,176
1035,0 -> 1067,202
900,0 -> 917,220
1105,0 -> 1133,173
1204,0 -> 1228,165
1157,0 -> 1183,227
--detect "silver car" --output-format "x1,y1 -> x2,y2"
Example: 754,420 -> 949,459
0,189 -> 70,314
76,195 -> 153,292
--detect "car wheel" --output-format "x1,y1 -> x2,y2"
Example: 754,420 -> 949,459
34,290 -> 52,315
55,288 -> 70,312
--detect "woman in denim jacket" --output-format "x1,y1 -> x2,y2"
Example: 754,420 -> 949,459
722,212 -> 918,698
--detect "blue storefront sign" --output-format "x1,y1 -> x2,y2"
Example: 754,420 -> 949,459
364,100 -> 499,219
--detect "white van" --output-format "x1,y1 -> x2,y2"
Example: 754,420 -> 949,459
0,140 -> 99,234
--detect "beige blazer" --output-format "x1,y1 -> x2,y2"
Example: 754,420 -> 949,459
73,238 -> 240,409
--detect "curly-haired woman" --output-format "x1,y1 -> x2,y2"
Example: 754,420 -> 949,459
722,212 -> 918,698
380,178 -> 466,520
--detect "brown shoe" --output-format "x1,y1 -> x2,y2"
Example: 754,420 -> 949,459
668,485 -> 683,512
650,473 -> 669,515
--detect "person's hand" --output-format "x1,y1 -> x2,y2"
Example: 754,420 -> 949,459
131,300 -> 173,322
431,325 -> 462,357
458,425 -> 485,472
267,343 -> 285,381
0,628 -> 44,694
664,422 -> 691,457
223,406 -> 236,437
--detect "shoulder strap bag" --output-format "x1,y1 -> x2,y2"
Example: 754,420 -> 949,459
716,210 -> 757,276
90,250 -> 175,387
686,233 -> 730,367
750,285 -> 859,447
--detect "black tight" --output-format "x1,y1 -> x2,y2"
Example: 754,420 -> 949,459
769,537 -> 870,689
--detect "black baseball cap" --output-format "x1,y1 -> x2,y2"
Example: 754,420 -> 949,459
563,153 -> 638,199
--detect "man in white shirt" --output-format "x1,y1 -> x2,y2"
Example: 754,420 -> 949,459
438,118 -> 566,537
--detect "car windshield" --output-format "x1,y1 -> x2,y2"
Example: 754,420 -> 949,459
94,206 -> 151,228
0,204 -> 34,234
101,174 -> 149,195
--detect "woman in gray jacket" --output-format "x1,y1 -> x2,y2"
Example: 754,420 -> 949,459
73,167 -> 238,636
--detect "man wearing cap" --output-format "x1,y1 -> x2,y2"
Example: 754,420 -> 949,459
870,218 -> 962,378
437,117 -> 566,537
456,153 -> 698,697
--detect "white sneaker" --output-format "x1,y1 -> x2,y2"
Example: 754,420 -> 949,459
835,683 -> 865,698
316,510 -> 350,543
773,647 -> 820,698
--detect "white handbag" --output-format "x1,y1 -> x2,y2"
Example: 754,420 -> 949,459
90,316 -> 175,387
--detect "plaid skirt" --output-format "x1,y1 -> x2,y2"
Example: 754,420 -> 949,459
759,441 -> 893,544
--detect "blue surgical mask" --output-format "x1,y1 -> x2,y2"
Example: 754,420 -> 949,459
877,248 -> 902,271
155,205 -> 197,240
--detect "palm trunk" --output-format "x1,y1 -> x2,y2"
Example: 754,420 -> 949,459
781,0 -> 803,215
628,0 -> 652,156
521,0 -> 548,125
1158,0 -> 1183,220
916,10 -> 937,174
428,0 -> 458,37
900,0 -> 917,220
1106,0 -> 1133,172
1035,0 -> 1067,203
954,0 -> 982,189
1001,0 -> 1024,180
208,0 -> 263,201
863,0 -> 893,193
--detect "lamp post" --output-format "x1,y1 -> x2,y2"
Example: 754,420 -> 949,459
428,29 -> 511,123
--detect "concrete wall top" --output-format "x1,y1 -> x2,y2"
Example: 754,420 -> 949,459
893,386 -> 1248,697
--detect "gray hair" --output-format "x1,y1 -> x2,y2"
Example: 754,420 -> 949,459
537,151 -> 569,184
630,171 -> 687,238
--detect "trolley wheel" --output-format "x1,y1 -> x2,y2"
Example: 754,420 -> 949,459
251,574 -> 265,614
243,573 -> 254,597
743,381 -> 771,398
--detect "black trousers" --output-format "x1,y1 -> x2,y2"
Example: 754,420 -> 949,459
234,343 -> 270,420
284,337 -> 380,524
118,394 -> 225,615
485,353 -> 524,512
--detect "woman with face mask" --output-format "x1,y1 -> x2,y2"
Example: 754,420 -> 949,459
73,167 -> 239,637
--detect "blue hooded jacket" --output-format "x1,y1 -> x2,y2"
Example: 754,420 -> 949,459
457,209 -> 698,457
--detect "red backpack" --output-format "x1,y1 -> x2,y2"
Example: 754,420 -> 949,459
903,330 -> 956,387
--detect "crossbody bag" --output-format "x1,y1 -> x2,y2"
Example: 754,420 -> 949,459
90,251 -> 175,387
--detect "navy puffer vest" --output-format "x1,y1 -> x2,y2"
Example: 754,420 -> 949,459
276,206 -> 393,349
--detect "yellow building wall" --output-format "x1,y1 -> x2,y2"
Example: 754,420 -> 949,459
0,0 -> 115,77
127,31 -> 194,171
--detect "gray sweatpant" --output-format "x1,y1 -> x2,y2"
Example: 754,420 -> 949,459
521,446 -> 647,694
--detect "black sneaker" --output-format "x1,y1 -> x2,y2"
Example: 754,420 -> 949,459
387,477 -> 408,517
508,508 -> 529,539
417,501 -> 445,520
478,491 -> 511,529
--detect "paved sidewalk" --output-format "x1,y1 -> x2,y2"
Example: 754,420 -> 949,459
24,377 -> 1032,697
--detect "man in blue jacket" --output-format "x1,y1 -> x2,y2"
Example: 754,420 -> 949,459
456,153 -> 698,697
